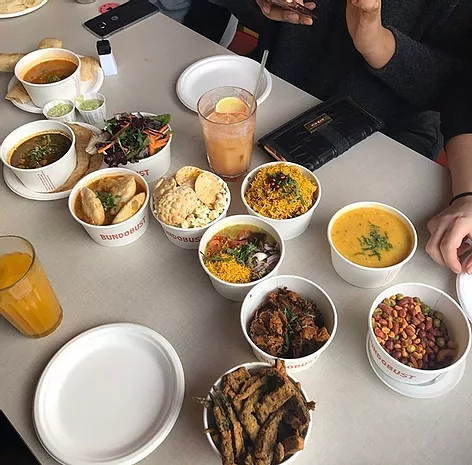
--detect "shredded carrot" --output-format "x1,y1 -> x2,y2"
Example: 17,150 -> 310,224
111,122 -> 130,140
149,134 -> 170,155
97,141 -> 116,154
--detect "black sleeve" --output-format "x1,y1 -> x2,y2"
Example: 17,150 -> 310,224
440,78 -> 472,142
209,0 -> 270,32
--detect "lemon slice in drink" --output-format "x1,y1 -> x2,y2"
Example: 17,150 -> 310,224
215,97 -> 248,114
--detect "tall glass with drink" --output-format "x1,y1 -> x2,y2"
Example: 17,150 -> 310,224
0,236 -> 63,338
198,86 -> 256,182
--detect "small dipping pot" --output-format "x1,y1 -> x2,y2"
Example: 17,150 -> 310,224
76,92 -> 107,125
43,99 -> 76,123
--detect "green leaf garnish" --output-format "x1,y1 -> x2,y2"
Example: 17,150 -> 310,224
47,74 -> 61,83
225,243 -> 259,266
96,192 -> 116,213
268,172 -> 305,205
356,223 -> 393,261
25,134 -> 52,168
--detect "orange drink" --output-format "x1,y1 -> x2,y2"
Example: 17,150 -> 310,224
198,87 -> 256,182
0,236 -> 62,338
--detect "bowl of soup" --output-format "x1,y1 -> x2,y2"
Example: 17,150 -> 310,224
198,215 -> 285,301
0,120 -> 77,193
68,168 -> 149,247
14,48 -> 81,108
327,202 -> 417,288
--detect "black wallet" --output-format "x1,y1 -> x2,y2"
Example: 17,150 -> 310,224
259,95 -> 384,171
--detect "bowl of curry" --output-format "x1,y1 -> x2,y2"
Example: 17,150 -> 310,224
68,168 -> 150,247
14,48 -> 81,108
327,202 -> 418,288
0,120 -> 77,193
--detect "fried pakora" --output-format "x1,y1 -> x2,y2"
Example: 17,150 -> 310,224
197,361 -> 316,465
249,287 -> 331,358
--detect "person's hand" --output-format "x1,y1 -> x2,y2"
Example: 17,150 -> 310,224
426,197 -> 472,274
345,0 -> 395,68
256,0 -> 316,26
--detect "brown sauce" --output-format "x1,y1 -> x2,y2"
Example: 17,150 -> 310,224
75,175 -> 146,226
23,59 -> 77,84
9,131 -> 72,169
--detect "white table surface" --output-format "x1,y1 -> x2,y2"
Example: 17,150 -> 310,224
1,3 -> 470,465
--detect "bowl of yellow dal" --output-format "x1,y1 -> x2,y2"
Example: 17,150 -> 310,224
327,202 -> 417,288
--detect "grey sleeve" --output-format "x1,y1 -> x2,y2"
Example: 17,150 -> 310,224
368,28 -> 463,110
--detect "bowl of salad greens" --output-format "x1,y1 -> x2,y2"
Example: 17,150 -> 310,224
96,112 -> 172,183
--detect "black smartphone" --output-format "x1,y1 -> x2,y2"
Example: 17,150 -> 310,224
267,0 -> 317,18
83,0 -> 160,39
0,410 -> 42,465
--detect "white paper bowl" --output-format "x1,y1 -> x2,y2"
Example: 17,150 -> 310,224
113,113 -> 171,184
15,48 -> 81,108
203,362 -> 312,464
241,275 -> 338,373
327,202 -> 418,288
241,162 -> 321,241
198,215 -> 285,302
368,283 -> 471,385
151,177 -> 231,250
76,92 -> 107,125
42,99 -> 76,123
68,168 -> 149,247
0,120 -> 77,193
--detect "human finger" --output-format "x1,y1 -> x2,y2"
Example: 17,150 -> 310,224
439,219 -> 471,273
257,0 -> 314,24
350,0 -> 381,12
465,253 -> 472,274
425,221 -> 449,268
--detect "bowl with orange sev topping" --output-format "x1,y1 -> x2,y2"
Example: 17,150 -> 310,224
198,215 -> 285,302
241,162 -> 321,240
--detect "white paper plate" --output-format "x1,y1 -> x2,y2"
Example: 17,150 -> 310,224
34,323 -> 185,465
176,55 -> 272,112
366,334 -> 466,399
3,122 -> 101,201
7,66 -> 105,114
0,0 -> 47,18
457,261 -> 472,324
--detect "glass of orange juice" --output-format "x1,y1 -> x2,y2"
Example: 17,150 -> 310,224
197,86 -> 257,182
0,236 -> 63,338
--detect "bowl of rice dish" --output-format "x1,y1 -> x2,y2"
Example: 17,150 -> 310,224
241,162 -> 321,240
